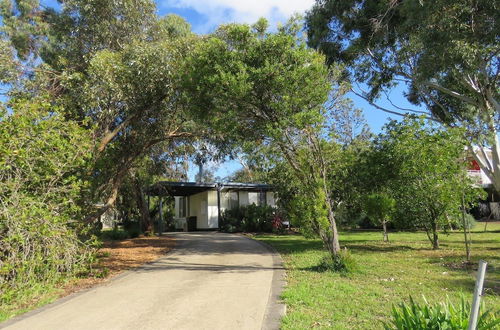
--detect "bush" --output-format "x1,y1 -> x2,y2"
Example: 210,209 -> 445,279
122,219 -> 141,238
384,296 -> 499,330
0,100 -> 96,305
271,213 -> 286,234
317,249 -> 359,274
458,214 -> 477,230
99,228 -> 130,240
220,204 -> 277,232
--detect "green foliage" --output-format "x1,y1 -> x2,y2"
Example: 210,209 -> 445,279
181,17 -> 331,145
385,296 -> 499,330
370,117 -> 485,248
306,0 -> 498,125
99,228 -> 130,241
317,249 -> 359,274
220,204 -> 276,233
457,214 -> 477,231
0,99 -> 96,305
364,193 -> 396,225
306,0 -> 500,195
2,0 -> 202,227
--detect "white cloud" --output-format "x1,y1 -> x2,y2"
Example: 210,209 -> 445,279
161,0 -> 315,33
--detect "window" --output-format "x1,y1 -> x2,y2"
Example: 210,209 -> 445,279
259,191 -> 267,206
229,191 -> 238,209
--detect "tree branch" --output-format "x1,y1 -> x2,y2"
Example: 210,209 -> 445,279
351,88 -> 438,122
422,81 -> 480,108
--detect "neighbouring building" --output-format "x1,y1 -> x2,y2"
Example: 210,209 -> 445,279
467,148 -> 500,219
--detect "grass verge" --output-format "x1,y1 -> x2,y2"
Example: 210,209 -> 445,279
256,223 -> 500,329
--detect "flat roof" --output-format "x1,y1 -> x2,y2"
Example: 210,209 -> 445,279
146,181 -> 273,196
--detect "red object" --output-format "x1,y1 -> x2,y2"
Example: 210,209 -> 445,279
468,159 -> 481,171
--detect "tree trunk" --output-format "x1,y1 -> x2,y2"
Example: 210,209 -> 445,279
324,193 -> 341,256
432,221 -> 439,249
461,195 -> 471,261
84,161 -> 131,223
382,221 -> 389,242
84,185 -> 120,224
135,179 -> 152,234
470,135 -> 500,197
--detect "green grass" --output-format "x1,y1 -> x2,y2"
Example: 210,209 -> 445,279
256,223 -> 500,329
0,280 -> 69,322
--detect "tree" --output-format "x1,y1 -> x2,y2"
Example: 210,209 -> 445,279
364,193 -> 395,242
306,0 -> 500,194
181,18 -> 350,258
1,0 -> 206,222
374,117 -> 482,249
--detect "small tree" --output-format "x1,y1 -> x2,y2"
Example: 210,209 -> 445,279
364,193 -> 396,242
0,98 -> 95,302
374,117 -> 483,249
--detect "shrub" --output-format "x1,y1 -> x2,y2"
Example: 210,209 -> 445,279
122,219 -> 141,238
0,100 -> 96,305
220,204 -> 277,232
458,214 -> 477,230
272,214 -> 285,234
99,228 -> 130,241
317,249 -> 359,274
384,296 -> 499,330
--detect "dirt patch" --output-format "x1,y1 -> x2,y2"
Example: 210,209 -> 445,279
62,235 -> 174,296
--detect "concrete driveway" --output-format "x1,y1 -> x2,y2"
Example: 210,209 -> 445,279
1,232 -> 284,330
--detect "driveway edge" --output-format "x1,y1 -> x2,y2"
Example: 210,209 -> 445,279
0,235 -> 176,329
239,235 -> 287,330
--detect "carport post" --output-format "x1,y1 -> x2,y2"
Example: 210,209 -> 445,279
217,183 -> 222,229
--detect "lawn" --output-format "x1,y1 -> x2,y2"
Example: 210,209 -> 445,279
256,223 -> 500,329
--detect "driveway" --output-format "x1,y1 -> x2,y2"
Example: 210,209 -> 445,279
1,232 -> 284,330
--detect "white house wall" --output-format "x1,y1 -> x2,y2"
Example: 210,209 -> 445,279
188,191 -> 209,229
174,196 -> 181,218
173,189 -> 277,230
239,191 -> 249,207
207,190 -> 219,229
266,192 -> 276,207
248,192 -> 259,205
221,191 -> 230,211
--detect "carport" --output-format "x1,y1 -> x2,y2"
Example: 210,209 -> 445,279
145,181 -> 274,232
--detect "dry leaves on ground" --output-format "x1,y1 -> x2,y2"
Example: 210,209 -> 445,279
62,235 -> 174,296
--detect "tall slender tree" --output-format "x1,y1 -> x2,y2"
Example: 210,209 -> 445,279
181,18 -> 355,258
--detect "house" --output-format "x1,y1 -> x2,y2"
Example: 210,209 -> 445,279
466,150 -> 492,187
146,181 -> 276,230
466,148 -> 500,219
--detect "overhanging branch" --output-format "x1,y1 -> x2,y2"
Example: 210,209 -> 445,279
351,88 -> 438,122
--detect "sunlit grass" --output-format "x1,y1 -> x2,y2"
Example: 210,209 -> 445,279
257,223 -> 500,329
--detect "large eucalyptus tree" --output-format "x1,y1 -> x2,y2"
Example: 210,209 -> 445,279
306,0 -> 500,192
